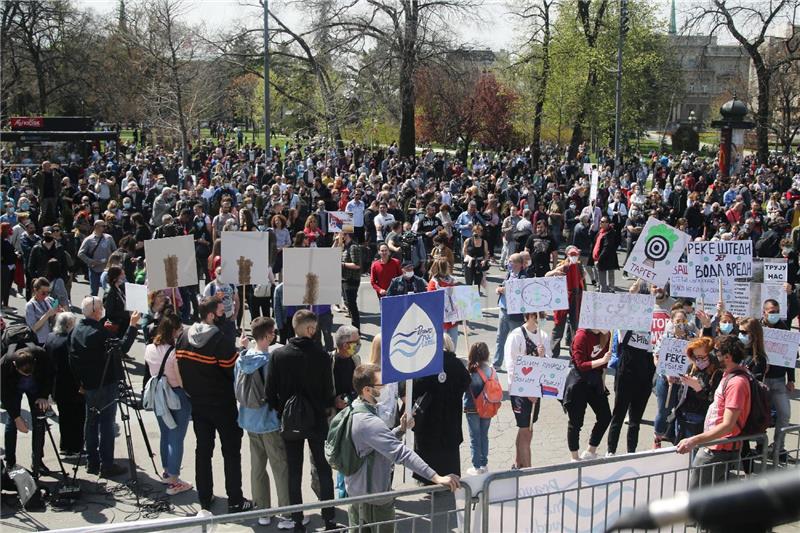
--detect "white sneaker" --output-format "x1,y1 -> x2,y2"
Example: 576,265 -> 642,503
258,516 -> 271,526
277,517 -> 310,530
479,466 -> 489,474
570,457 -> 581,462
605,452 -> 616,458
580,450 -> 598,460
466,467 -> 481,476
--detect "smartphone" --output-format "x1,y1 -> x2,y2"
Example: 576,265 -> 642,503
51,298 -> 59,308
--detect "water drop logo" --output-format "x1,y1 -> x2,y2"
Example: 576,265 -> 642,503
389,303 -> 437,374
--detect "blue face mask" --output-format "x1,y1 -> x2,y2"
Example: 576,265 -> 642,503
719,322 -> 734,334
767,313 -> 781,325
738,333 -> 751,345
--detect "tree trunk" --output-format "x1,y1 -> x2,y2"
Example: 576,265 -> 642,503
32,55 -> 47,113
398,57 -> 416,157
754,64 -> 770,164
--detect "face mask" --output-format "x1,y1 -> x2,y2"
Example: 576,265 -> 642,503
695,358 -> 711,370
719,321 -> 734,334
568,255 -> 579,264
767,313 -> 781,325
123,201 -> 131,208
738,333 -> 751,345
6,207 -> 13,214
569,204 -> 576,210
403,271 -> 414,279
196,221 -> 204,228
258,225 -> 266,231
19,202 -> 30,211
43,235 -> 54,243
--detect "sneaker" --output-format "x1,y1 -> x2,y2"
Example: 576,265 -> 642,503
278,517 -> 310,530
570,458 -> 581,463
166,479 -> 193,496
228,498 -> 255,513
478,466 -> 489,474
605,452 -> 616,458
466,467 -> 481,476
579,450 -> 598,460
258,516 -> 271,526
100,463 -> 128,478
160,471 -> 172,484
200,496 -> 216,510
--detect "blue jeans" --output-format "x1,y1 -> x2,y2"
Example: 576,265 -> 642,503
89,269 -> 102,296
156,388 -> 192,477
466,413 -> 490,469
493,309 -> 523,368
84,383 -> 119,467
654,374 -> 677,440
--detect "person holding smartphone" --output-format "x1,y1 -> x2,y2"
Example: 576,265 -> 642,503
25,277 -> 62,344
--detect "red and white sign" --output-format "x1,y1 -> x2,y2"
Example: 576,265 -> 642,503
650,310 -> 670,346
10,117 -> 44,129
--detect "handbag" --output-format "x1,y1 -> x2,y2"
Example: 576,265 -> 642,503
142,346 -> 174,411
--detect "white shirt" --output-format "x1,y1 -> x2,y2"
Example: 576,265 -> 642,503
504,325 -> 552,388
374,213 -> 395,241
345,199 -> 366,227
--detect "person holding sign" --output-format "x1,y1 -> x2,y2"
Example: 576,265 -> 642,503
563,328 -> 612,461
504,312 -> 552,469
546,246 -> 586,358
673,337 -> 722,442
760,300 -> 795,454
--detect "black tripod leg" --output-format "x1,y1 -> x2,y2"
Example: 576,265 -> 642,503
43,419 -> 69,478
132,407 -> 159,476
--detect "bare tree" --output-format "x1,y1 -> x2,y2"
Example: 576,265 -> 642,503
769,44 -> 800,153
511,0 -> 559,168
685,0 -> 800,163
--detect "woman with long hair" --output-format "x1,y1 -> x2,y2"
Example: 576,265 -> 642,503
463,342 -> 495,475
143,312 -> 192,495
737,317 -> 767,380
303,215 -> 322,246
462,223 -> 489,291
271,214 -> 291,250
673,337 -> 722,441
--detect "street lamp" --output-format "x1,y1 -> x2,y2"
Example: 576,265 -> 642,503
688,110 -> 696,129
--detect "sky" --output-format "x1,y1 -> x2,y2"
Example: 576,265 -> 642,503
76,0 -> 685,52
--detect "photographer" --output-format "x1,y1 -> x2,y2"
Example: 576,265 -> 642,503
69,296 -> 141,478
1,346 -> 53,478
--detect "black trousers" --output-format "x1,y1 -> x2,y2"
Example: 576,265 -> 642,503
343,284 -> 361,330
249,295 -> 271,319
606,376 -> 652,454
56,398 -> 86,453
566,381 -> 612,452
4,391 -> 46,471
283,427 -> 334,525
191,403 -> 243,508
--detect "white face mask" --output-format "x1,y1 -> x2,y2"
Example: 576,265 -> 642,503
403,270 -> 414,279
568,255 -> 579,264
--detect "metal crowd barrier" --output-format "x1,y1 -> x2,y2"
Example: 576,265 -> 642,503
474,433 -> 770,533
52,483 -> 472,533
52,433 -> 796,533
773,424 -> 800,467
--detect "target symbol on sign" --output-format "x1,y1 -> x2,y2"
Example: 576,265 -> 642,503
643,235 -> 669,267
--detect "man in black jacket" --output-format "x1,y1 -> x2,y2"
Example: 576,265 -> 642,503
266,309 -> 337,531
0,346 -> 53,478
69,296 -> 140,477
26,226 -> 68,281
176,297 -> 252,513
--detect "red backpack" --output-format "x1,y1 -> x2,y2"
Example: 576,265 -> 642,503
473,367 -> 503,419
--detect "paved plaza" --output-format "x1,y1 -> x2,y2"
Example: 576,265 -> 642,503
2,253 -> 799,531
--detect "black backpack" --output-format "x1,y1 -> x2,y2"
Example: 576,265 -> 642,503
280,394 -> 315,441
1,324 -> 39,357
723,368 -> 771,436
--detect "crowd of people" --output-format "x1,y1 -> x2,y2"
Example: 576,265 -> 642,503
1,134 -> 799,528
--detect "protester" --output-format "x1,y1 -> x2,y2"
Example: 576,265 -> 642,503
369,243 -> 402,299
546,246 -> 586,357
346,363 -> 460,532
25,277 -> 60,344
463,342 -> 498,475
46,312 -> 84,459
77,219 -> 116,296
234,317 -> 291,527
339,232 -> 362,332
144,312 -> 192,496
493,253 -> 527,370
386,260 -> 426,296
504,312 -> 552,468
672,337 -> 722,441
759,299 -> 794,453
175,297 -> 252,512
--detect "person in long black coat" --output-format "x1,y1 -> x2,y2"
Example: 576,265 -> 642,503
411,347 -> 470,483
594,217 -> 619,293
45,313 -> 85,456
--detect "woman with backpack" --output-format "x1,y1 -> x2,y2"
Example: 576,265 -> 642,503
463,342 -> 501,476
143,312 -> 192,496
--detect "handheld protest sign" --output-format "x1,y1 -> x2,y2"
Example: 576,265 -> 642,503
220,231 -> 270,286
327,211 -> 354,233
443,285 -> 482,323
623,217 -> 689,287
686,240 -> 753,280
655,338 -> 690,377
144,235 -> 197,291
380,291 -> 444,384
505,277 -> 569,314
282,247 -> 341,306
124,283 -> 149,314
509,357 -> 570,399
763,328 -> 800,369
579,291 -> 655,332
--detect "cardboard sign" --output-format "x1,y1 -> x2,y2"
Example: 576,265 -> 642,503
220,231 -> 270,286
650,310 -> 670,347
380,291 -> 444,383
763,327 -> 800,369
623,330 -> 653,352
505,277 -> 570,314
124,283 -> 149,314
762,258 -> 788,284
442,285 -> 482,322
686,240 -> 753,279
750,283 -> 788,319
327,211 -> 354,233
282,247 -> 342,305
656,337 -> 691,377
144,235 -> 198,291
579,291 -> 655,332
589,170 -> 600,203
509,356 -> 571,399
623,217 -> 690,287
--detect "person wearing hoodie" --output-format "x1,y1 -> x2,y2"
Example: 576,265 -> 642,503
234,317 -> 292,529
265,309 -> 337,532
176,297 -> 252,513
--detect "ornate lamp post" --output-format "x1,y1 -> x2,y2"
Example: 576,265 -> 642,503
710,98 -> 754,179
